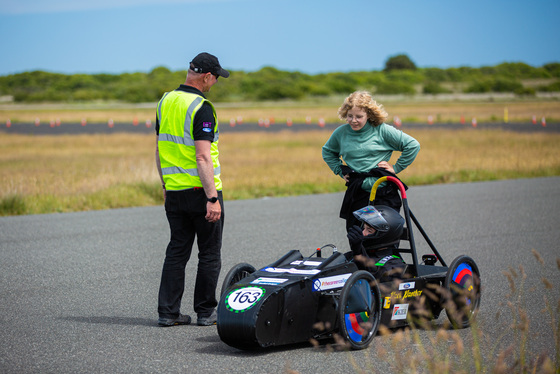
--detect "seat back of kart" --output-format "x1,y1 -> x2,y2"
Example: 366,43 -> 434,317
400,227 -> 410,241
394,227 -> 411,254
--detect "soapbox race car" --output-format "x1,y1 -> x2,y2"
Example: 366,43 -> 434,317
217,176 -> 481,350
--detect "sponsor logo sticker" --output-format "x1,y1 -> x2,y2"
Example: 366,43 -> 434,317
290,260 -> 322,266
398,281 -> 415,290
250,277 -> 288,285
403,289 -> 422,298
392,304 -> 409,320
288,268 -> 321,275
312,273 -> 352,291
383,297 -> 391,309
391,290 -> 423,299
263,267 -> 320,275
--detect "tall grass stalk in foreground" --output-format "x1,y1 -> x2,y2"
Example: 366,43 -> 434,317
310,251 -> 558,374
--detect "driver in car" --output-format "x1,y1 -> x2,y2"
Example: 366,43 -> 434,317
345,205 -> 406,282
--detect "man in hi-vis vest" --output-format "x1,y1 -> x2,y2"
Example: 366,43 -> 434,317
156,52 -> 229,327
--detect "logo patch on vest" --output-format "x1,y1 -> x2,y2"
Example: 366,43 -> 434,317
202,122 -> 212,133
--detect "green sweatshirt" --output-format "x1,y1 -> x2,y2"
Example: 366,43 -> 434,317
322,122 -> 420,191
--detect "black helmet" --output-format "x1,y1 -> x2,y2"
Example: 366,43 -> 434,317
353,205 -> 405,247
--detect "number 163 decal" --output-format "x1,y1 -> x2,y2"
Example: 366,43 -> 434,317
225,286 -> 266,313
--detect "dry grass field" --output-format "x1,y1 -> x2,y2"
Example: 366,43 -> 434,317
1,126 -> 559,215
2,96 -> 559,215
1,99 -> 559,125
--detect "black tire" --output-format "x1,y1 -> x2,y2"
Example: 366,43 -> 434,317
337,270 -> 382,350
220,263 -> 256,297
443,255 -> 481,328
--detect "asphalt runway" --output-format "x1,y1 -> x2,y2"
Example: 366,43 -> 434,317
1,121 -> 558,135
1,178 -> 559,373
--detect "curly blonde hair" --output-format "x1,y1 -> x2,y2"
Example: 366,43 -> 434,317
337,91 -> 388,126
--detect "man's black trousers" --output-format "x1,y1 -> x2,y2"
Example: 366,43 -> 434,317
158,188 -> 224,319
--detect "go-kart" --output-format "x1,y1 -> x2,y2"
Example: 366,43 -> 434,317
217,176 -> 481,350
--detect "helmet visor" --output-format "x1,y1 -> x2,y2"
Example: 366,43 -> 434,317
353,206 -> 390,232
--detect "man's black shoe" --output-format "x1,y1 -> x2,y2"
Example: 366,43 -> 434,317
158,314 -> 192,327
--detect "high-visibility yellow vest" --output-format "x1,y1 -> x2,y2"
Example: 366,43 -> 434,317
157,90 -> 221,191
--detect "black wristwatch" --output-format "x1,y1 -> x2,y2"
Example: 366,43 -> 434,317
207,196 -> 218,203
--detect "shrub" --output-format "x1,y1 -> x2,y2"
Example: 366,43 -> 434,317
464,80 -> 492,93
384,54 -> 417,71
376,80 -> 416,94
542,63 -> 560,78
491,77 -> 523,92
423,81 -> 452,94
514,86 -> 536,96
538,80 -> 560,92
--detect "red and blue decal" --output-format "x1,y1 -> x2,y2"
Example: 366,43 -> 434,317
452,263 -> 473,288
344,312 -> 368,342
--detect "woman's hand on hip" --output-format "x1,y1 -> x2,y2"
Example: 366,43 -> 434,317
377,161 -> 395,174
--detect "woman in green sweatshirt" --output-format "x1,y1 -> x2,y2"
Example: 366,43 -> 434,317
322,91 -> 420,229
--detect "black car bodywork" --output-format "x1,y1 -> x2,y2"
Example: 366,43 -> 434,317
217,176 -> 481,350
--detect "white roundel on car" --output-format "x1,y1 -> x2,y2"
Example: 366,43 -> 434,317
225,286 -> 266,313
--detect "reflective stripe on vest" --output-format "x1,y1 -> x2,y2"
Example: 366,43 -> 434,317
157,90 -> 221,191
162,165 -> 221,177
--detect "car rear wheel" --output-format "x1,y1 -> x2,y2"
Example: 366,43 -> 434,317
338,270 -> 382,350
443,255 -> 481,328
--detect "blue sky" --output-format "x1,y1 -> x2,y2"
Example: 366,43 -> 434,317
1,0 -> 559,76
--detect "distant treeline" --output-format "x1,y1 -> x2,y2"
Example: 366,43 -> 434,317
1,54 -> 559,103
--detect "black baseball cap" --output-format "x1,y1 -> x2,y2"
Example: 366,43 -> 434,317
190,52 -> 230,78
